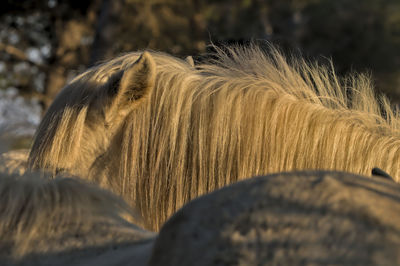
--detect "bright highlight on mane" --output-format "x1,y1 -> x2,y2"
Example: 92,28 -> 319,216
29,45 -> 400,231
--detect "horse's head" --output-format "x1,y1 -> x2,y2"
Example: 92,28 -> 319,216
28,52 -> 156,176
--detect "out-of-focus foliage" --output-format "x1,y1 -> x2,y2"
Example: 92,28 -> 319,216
0,0 -> 98,149
0,87 -> 41,152
0,0 -> 97,109
299,0 -> 400,98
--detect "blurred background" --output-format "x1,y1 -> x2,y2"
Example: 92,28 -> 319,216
0,0 -> 399,152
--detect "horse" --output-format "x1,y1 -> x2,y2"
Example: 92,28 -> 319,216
0,171 -> 155,265
149,171 -> 400,265
28,45 -> 400,231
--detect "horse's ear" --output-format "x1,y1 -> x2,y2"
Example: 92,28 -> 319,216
112,51 -> 156,107
185,56 -> 195,67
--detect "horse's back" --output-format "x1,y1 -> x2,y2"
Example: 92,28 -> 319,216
0,170 -> 155,265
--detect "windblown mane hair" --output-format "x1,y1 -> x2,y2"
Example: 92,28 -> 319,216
29,45 -> 400,231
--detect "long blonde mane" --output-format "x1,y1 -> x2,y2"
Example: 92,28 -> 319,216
29,45 -> 400,231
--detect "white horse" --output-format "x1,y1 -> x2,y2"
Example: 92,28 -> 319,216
0,171 -> 155,265
28,45 -> 400,230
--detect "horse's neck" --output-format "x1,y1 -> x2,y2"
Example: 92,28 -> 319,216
283,107 -> 400,181
342,130 -> 400,181
224,94 -> 400,181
